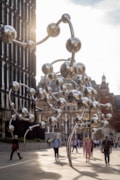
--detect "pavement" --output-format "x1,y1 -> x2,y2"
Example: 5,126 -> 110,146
0,146 -> 120,180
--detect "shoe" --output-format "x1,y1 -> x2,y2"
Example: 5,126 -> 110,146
19,157 -> 23,160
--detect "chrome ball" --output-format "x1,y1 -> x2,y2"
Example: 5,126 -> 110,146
9,125 -> 14,132
66,37 -> 81,53
68,90 -> 82,102
41,121 -> 46,129
84,87 -> 97,96
36,88 -> 46,100
29,113 -> 35,122
18,114 -> 23,120
42,63 -> 53,75
12,81 -> 20,92
74,75 -> 84,85
28,88 -> 36,97
26,40 -> 35,48
22,107 -> 28,117
57,98 -> 67,108
47,23 -> 60,37
2,25 -> 17,43
60,61 -> 76,79
79,97 -> 91,108
48,72 -> 56,80
46,86 -> 52,93
11,114 -> 16,120
105,103 -> 112,111
10,102 -> 15,107
49,116 -> 57,126
106,113 -> 112,120
29,126 -> 33,131
61,14 -> 71,23
56,77 -> 64,86
75,116 -> 82,123
74,63 -> 85,75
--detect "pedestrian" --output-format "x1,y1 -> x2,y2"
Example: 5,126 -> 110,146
72,137 -> 78,153
52,134 -> 61,162
83,137 -> 92,162
101,136 -> 112,166
90,139 -> 94,159
10,135 -> 22,160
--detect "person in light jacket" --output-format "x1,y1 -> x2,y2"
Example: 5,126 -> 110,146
52,134 -> 61,162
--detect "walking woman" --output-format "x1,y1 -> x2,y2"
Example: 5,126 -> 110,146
10,135 -> 22,160
83,137 -> 92,162
52,134 -> 61,162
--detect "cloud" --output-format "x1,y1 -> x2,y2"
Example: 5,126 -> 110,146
103,9 -> 120,26
69,0 -> 120,26
69,0 -> 103,6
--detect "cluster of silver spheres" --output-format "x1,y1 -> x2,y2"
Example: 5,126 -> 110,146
0,14 -> 113,166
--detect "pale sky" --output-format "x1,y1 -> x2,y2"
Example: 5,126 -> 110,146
36,0 -> 120,95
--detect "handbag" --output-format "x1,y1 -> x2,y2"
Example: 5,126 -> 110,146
12,144 -> 18,150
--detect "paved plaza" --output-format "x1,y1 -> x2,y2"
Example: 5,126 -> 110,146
0,146 -> 120,180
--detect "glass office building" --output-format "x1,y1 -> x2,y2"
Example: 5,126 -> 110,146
0,0 -> 36,137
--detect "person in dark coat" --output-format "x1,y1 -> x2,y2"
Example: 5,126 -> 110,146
101,136 -> 112,166
10,135 -> 22,160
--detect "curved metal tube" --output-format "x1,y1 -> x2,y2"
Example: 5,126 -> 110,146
23,124 -> 40,146
67,108 -> 85,167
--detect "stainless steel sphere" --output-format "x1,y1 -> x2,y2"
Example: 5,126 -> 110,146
61,14 -> 71,23
22,107 -> 28,117
74,75 -> 84,85
9,125 -> 14,132
106,113 -> 112,120
74,63 -> 85,75
57,98 -> 67,108
60,61 -> 76,79
49,116 -> 57,126
28,88 -> 36,97
105,103 -> 112,111
37,88 -> 46,100
11,114 -> 16,120
84,87 -> 96,96
56,77 -> 64,86
47,23 -> 60,37
68,90 -> 82,102
12,81 -> 20,92
41,121 -> 46,129
26,40 -> 35,48
42,63 -> 53,75
48,72 -> 56,80
66,37 -> 81,53
29,113 -> 35,122
80,97 -> 91,108
2,25 -> 17,43
29,126 -> 33,131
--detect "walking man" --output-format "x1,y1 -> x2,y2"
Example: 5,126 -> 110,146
101,136 -> 112,166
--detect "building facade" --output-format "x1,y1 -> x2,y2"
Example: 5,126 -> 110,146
36,75 -> 120,141
0,0 -> 36,137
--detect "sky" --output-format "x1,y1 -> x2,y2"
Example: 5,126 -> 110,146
36,0 -> 120,95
